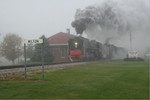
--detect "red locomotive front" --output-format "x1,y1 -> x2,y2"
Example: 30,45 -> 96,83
68,37 -> 84,62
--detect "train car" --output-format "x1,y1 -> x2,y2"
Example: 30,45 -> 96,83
102,43 -> 127,60
68,37 -> 102,62
68,36 -> 126,62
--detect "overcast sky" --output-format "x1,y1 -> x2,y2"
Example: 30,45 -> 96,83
0,0 -> 104,40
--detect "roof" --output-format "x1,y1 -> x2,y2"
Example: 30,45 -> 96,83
48,32 -> 75,45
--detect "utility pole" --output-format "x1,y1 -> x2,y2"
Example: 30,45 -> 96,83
130,31 -> 132,51
147,0 -> 150,9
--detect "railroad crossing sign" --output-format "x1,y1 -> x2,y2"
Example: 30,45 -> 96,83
24,39 -> 43,44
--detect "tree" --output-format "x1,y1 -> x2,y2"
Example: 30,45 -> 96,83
26,44 -> 34,59
31,35 -> 54,63
0,33 -> 22,64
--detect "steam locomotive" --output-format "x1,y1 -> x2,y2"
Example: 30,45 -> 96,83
68,36 -> 126,62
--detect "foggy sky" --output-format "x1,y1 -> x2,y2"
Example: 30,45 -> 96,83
0,0 -> 102,40
0,0 -> 150,56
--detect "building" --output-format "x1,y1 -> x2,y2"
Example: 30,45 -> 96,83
48,32 -> 75,63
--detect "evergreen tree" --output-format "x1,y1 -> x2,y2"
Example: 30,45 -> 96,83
31,35 -> 54,63
26,44 -> 34,59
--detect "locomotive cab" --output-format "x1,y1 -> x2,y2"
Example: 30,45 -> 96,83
68,36 -> 126,62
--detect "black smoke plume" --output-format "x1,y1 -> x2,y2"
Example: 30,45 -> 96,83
72,18 -> 93,34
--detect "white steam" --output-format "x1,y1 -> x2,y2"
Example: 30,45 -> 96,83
72,0 -> 150,56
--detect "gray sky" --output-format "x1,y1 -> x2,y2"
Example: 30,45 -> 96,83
0,0 -> 103,40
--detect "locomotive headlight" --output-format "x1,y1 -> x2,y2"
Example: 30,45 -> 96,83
75,42 -> 78,48
75,42 -> 78,45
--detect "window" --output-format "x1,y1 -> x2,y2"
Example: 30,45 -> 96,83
61,48 -> 66,57
52,48 -> 56,56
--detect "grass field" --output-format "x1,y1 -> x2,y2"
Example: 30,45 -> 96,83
0,61 -> 149,99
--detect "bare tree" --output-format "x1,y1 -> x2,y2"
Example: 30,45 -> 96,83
0,33 -> 22,64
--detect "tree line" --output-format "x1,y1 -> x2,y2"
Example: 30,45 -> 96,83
0,33 -> 54,65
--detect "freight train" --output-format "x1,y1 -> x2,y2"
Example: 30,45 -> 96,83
68,36 -> 126,62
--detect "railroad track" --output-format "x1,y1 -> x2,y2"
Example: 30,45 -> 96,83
0,62 -> 88,79
0,62 -> 79,70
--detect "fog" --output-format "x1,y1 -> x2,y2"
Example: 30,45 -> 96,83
0,0 -> 102,40
0,0 -> 103,64
0,0 -> 149,64
72,0 -> 150,56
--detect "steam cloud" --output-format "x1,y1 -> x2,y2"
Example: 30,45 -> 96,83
72,0 -> 150,56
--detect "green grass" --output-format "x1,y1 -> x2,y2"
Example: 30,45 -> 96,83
0,61 -> 149,99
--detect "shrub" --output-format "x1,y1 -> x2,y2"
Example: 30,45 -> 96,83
124,57 -> 144,61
